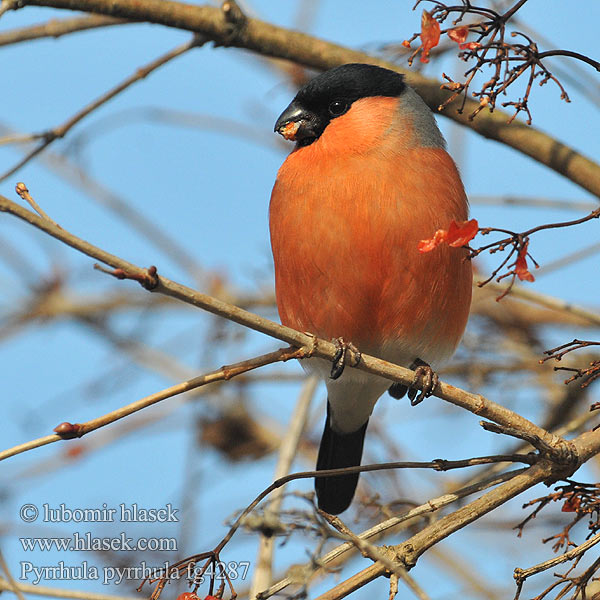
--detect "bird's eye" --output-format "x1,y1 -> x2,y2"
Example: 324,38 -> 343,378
328,100 -> 348,116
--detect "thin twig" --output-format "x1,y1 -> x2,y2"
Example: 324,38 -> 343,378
0,35 -> 205,182
514,532 -> 600,584
0,578 -> 138,600
484,281 -> 600,327
0,346 -> 307,462
19,0 -> 600,199
15,182 -> 59,225
0,14 -> 128,47
0,191 -> 575,457
211,456 -> 536,563
1,127 -> 205,280
321,512 -> 431,600
536,49 -> 600,72
249,376 -> 317,598
0,550 -> 27,600
258,467 -> 530,599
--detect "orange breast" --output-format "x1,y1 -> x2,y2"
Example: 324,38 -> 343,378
269,102 -> 472,363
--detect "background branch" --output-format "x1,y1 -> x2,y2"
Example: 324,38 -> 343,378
0,35 -> 204,182
0,14 -> 128,47
315,428 -> 600,600
0,190 -> 574,452
20,0 -> 600,198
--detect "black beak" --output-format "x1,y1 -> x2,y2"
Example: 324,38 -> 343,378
274,100 -> 321,145
274,100 -> 305,134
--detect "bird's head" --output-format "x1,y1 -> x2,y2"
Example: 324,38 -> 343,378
275,63 -> 404,147
274,63 -> 444,154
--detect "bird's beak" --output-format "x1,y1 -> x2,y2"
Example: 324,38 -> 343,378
274,100 -> 318,144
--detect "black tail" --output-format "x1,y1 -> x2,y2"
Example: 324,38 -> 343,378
315,403 -> 368,514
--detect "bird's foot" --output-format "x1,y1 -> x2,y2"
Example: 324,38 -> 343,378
388,358 -> 439,406
410,361 -> 439,406
330,338 -> 361,380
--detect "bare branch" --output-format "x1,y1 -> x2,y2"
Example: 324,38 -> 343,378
0,550 -> 27,600
249,376 -> 317,598
0,577 -> 138,600
19,0 -> 600,198
537,49 -> 600,72
259,467 -> 529,599
0,35 -> 205,182
0,14 -> 127,47
15,182 -> 58,225
320,512 -> 431,600
0,190 -> 576,453
0,345 -> 306,462
514,532 -> 600,585
314,428 -> 600,600
0,126 -> 205,280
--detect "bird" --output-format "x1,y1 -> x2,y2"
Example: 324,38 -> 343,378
269,63 -> 472,514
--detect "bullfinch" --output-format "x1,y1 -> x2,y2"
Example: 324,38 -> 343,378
269,63 -> 472,514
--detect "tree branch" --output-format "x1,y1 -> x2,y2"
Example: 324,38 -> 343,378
258,468 -> 529,598
20,0 -> 600,198
314,429 -> 600,600
0,550 -> 27,600
514,531 -> 600,586
0,190 -> 576,455
249,376 -> 317,598
0,577 -> 138,600
0,345 -> 305,462
320,512 -> 431,600
0,14 -> 127,47
0,35 -> 204,182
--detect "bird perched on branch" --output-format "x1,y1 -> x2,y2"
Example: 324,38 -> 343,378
270,63 -> 472,514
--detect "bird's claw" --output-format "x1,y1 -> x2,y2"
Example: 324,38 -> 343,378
409,363 -> 439,405
329,338 -> 361,380
388,358 -> 439,406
